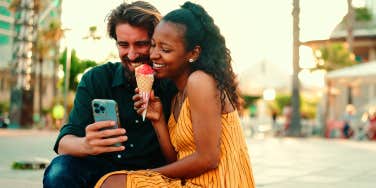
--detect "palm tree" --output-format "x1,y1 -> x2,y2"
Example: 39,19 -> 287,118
36,19 -> 63,116
9,0 -> 62,126
83,26 -> 101,40
287,0 -> 301,136
346,0 -> 354,53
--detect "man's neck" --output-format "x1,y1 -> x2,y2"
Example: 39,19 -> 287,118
123,66 -> 137,88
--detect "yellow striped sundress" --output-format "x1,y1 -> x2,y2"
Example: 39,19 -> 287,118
95,98 -> 255,187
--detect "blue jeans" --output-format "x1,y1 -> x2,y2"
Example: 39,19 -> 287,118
43,155 -> 118,188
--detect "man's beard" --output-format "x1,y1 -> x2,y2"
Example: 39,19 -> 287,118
122,54 -> 151,87
122,55 -> 150,66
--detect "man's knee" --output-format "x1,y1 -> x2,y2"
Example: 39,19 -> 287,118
43,155 -> 78,185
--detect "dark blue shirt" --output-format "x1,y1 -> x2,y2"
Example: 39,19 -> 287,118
54,62 -> 176,170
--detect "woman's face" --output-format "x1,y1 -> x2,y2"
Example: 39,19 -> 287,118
150,21 -> 191,79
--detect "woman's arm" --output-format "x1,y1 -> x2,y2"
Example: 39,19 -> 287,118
153,71 -> 222,178
134,89 -> 177,163
152,115 -> 177,163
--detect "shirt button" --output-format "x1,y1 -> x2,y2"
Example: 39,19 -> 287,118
117,154 -> 122,159
130,144 -> 134,148
135,120 -> 139,124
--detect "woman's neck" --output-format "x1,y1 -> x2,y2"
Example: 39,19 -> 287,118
173,72 -> 190,92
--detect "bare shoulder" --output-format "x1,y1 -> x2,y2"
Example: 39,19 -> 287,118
187,70 -> 216,89
186,71 -> 218,103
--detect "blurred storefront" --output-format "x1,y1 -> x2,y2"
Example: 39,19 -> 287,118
326,61 -> 376,122
303,0 -> 376,138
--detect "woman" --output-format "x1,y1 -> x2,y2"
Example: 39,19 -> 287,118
96,2 -> 255,187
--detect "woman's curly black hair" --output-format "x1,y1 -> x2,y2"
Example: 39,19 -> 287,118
162,1 -> 240,110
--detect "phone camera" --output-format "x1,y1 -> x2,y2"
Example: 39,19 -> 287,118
94,103 -> 106,114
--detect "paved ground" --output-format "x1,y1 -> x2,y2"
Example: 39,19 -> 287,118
0,129 -> 376,188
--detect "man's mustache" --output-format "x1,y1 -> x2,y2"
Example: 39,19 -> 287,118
122,55 -> 150,63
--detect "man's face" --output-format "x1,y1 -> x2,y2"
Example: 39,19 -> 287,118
115,23 -> 151,72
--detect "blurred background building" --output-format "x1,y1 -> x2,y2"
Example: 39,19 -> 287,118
0,0 -> 62,127
304,0 -> 376,136
0,0 -> 13,101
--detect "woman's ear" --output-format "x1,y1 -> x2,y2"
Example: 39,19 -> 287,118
188,45 -> 201,63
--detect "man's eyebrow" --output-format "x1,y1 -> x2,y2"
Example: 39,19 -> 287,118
135,40 -> 151,45
117,41 -> 128,45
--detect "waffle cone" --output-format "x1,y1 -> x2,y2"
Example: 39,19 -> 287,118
136,73 -> 154,93
135,73 -> 154,121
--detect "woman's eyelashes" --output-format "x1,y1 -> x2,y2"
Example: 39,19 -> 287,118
151,42 -> 172,53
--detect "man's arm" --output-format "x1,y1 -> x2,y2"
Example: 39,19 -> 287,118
58,121 -> 127,156
55,66 -> 126,156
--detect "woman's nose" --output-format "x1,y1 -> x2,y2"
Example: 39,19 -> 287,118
149,48 -> 159,60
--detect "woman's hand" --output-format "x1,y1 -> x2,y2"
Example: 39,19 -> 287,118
133,88 -> 164,123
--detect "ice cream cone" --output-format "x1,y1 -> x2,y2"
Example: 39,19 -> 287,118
135,64 -> 154,121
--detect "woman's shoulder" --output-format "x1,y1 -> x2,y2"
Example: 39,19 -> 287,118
187,70 -> 216,86
186,70 -> 217,98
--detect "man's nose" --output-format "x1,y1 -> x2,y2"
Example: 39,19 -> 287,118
127,47 -> 138,61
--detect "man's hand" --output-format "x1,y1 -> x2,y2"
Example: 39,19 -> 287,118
133,88 -> 164,124
83,121 -> 127,155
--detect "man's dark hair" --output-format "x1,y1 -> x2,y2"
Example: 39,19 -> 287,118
106,1 -> 161,40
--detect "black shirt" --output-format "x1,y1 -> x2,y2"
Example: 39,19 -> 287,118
53,62 -> 176,170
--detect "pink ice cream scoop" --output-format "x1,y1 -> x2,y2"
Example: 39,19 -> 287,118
135,64 -> 154,121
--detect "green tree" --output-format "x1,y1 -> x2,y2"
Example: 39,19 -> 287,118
313,43 -> 356,71
83,26 -> 101,40
59,49 -> 97,91
36,19 -> 63,115
355,7 -> 372,21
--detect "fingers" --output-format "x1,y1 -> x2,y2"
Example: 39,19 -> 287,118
92,128 -> 126,139
86,124 -> 126,141
133,99 -> 145,109
84,121 -> 128,155
132,92 -> 142,101
87,145 -> 125,155
136,107 -> 145,115
86,121 -> 123,132
149,90 -> 160,102
89,135 -> 128,146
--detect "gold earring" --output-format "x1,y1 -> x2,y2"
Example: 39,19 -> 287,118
189,59 -> 194,63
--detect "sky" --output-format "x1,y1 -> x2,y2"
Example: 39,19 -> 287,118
60,0 -> 355,91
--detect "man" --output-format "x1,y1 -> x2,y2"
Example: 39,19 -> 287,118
43,2 -> 176,187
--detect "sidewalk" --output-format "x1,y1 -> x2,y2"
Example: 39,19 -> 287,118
0,129 -> 57,188
248,137 -> 376,188
1,129 -> 376,188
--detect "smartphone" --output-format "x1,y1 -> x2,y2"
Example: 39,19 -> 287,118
92,99 -> 122,147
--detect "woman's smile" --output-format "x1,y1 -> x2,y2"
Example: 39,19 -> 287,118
152,62 -> 166,71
